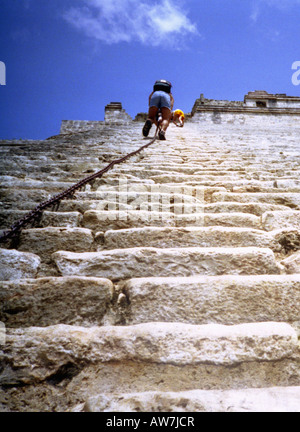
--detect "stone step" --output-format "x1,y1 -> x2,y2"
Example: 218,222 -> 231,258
232,185 -> 300,193
0,189 -> 204,207
93,190 -> 203,205
20,199 -> 287,216
0,168 -> 157,184
113,167 -> 249,178
0,162 -> 105,176
175,213 -> 261,228
0,199 -> 132,213
115,168 -> 300,185
0,189 -> 54,204
143,153 -> 271,162
0,178 -> 295,194
102,227 -> 278,251
80,201 -> 205,216
89,174 -> 157,189
0,155 -> 118,166
145,151 -> 295,158
281,251 -> 300,274
134,162 -> 296,170
130,163 -> 247,172
83,386 -> 300,412
149,173 -> 295,184
93,185 -> 225,204
2,185 -> 298,208
117,274 -> 300,326
204,202 -> 290,215
212,192 -> 300,209
0,248 -> 41,281
0,276 -> 113,328
1,322 -> 298,393
54,199 -> 287,216
83,210 -> 176,230
17,227 -> 95,262
55,199 -> 134,213
82,210 -> 261,230
0,177 -> 74,190
0,171 -> 75,182
262,210 -> 300,231
94,182 -> 217,194
2,184 -> 300,212
202,183 -> 300,192
235,179 -> 300,190
53,247 -> 282,281
0,210 -> 82,230
146,174 -> 257,184
97,180 -> 300,194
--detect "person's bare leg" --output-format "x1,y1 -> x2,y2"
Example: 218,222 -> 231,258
143,106 -> 158,137
148,106 -> 158,123
161,107 -> 172,132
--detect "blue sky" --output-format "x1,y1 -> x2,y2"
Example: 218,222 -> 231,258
0,0 -> 300,139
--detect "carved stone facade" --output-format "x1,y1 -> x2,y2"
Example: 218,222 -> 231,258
244,90 -> 300,109
191,91 -> 300,125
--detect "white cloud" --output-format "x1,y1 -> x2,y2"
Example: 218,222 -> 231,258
250,3 -> 260,22
63,0 -> 198,49
251,0 -> 300,22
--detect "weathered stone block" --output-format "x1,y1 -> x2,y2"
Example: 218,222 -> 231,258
212,192 -> 300,209
1,322 -> 297,386
53,247 -> 282,280
205,202 -> 290,216
84,387 -> 300,412
175,213 -> 261,228
0,210 -> 82,230
262,210 -> 300,231
118,274 -> 300,325
0,249 -> 40,281
103,226 -> 278,250
0,276 -> 113,327
82,210 -> 176,231
18,227 -> 94,261
281,251 -> 300,274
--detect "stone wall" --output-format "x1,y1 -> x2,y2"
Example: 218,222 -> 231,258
245,100 -> 300,109
60,102 -> 132,134
192,91 -> 300,118
190,111 -> 300,127
104,102 -> 132,125
191,91 -> 300,127
244,91 -> 300,109
60,120 -> 106,134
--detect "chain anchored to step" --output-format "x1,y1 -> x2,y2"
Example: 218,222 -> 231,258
0,127 -> 160,244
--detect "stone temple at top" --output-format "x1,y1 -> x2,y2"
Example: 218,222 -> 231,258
60,90 -> 300,133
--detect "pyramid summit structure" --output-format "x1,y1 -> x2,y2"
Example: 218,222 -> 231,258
0,91 -> 300,412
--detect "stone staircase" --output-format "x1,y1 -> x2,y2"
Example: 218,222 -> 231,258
0,120 -> 300,412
